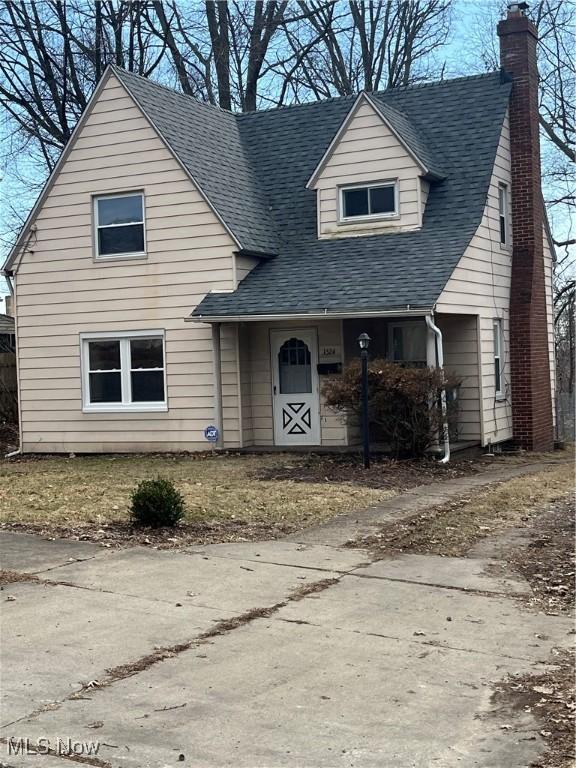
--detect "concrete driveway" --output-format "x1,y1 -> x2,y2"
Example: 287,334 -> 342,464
0,507 -> 572,768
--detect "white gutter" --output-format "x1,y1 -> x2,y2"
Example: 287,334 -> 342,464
187,307 -> 433,324
426,314 -> 450,464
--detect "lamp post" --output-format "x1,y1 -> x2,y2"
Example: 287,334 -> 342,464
358,333 -> 371,469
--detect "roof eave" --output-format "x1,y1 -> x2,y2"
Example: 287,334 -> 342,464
234,248 -> 278,261
187,306 -> 434,324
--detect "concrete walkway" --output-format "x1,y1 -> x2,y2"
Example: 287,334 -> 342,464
0,459 -> 572,768
284,457 -> 568,545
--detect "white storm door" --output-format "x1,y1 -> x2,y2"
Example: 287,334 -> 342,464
271,329 -> 320,446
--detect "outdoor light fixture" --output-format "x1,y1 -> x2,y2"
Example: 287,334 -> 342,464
357,333 -> 371,469
358,332 -> 370,350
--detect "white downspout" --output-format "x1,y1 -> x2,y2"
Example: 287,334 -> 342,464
426,314 -> 450,464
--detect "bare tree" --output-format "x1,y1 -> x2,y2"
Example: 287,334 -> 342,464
533,0 -> 576,351
0,0 -> 455,264
0,0 -> 165,174
534,0 -> 575,164
273,0 -> 451,102
470,0 -> 575,337
145,1 -> 318,111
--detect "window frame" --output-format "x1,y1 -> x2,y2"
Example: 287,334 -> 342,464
80,330 -> 167,413
498,183 -> 508,246
493,318 -> 505,399
338,180 -> 399,223
387,320 -> 428,366
93,191 -> 147,260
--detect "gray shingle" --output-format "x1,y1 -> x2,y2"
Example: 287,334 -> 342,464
373,98 -> 444,179
114,68 -> 278,255
114,68 -> 511,318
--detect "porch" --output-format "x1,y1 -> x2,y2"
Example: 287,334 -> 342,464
210,314 -> 483,452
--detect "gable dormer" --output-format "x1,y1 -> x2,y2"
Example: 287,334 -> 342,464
307,93 -> 438,239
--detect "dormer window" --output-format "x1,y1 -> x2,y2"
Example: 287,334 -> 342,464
340,181 -> 398,222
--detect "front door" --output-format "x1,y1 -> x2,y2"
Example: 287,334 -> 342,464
271,329 -> 320,446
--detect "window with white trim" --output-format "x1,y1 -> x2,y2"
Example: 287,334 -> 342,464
82,332 -> 166,411
340,182 -> 397,221
498,184 -> 508,245
493,319 -> 504,397
94,192 -> 145,258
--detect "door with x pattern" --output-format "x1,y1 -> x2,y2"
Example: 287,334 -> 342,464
271,329 -> 320,446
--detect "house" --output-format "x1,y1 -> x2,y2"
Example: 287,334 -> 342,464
2,4 -> 555,456
0,313 -> 15,353
0,296 -> 17,422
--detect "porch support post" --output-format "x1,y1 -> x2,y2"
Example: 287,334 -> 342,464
211,322 -> 224,448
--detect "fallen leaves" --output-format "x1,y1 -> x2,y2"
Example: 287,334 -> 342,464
493,648 -> 575,767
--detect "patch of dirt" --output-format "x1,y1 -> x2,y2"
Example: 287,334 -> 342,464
505,497 -> 575,615
0,517 -> 296,549
289,577 -> 339,600
256,453 -> 486,490
0,569 -> 39,585
492,648 -> 575,768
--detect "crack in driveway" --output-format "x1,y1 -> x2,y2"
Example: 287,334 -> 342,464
2,577 -> 341,732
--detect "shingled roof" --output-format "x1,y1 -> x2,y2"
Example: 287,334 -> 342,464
114,68 -> 278,255
115,69 -> 511,318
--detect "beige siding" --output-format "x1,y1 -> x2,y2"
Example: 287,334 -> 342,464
312,100 -> 424,238
238,324 -> 254,446
436,315 -> 481,441
420,179 -> 430,217
13,74 -> 241,453
239,320 -> 347,447
235,254 -> 260,286
437,112 -> 513,445
543,223 -> 557,427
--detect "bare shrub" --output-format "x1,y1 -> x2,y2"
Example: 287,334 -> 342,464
323,359 -> 460,458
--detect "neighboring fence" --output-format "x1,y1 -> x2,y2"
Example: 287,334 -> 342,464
0,351 -> 18,424
556,392 -> 575,442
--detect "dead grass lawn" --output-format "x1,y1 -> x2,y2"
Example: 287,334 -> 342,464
0,453 -> 393,533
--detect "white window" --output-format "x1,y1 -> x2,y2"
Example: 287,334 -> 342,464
94,192 -> 146,258
493,319 -> 504,397
81,331 -> 166,412
388,322 -> 427,366
498,184 -> 508,245
340,181 -> 397,221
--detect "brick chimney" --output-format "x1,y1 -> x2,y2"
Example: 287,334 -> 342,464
498,2 -> 554,451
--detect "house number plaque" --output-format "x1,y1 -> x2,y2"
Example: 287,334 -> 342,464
319,345 -> 341,362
